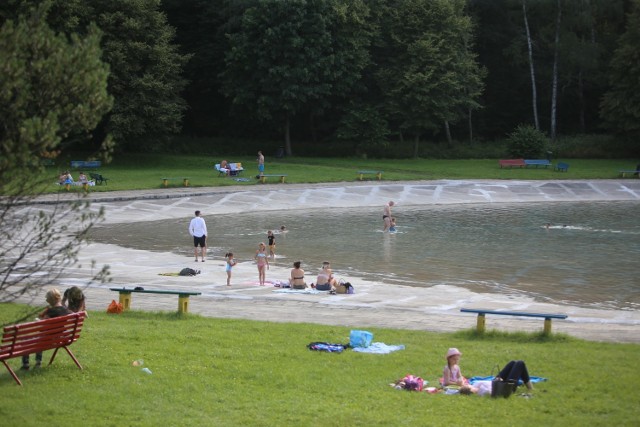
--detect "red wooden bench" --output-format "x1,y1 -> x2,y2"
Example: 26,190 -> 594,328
1,312 -> 86,385
499,159 -> 526,168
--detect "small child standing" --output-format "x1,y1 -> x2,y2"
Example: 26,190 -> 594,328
442,347 -> 467,387
267,230 -> 276,258
225,252 -> 237,286
389,217 -> 397,232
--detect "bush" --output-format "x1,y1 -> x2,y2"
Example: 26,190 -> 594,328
506,124 -> 549,158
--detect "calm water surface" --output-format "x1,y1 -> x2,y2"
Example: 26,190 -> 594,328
91,201 -> 640,310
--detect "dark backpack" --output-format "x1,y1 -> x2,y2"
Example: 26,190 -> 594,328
179,268 -> 200,276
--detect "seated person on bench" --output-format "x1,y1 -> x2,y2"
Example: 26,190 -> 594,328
219,160 -> 230,175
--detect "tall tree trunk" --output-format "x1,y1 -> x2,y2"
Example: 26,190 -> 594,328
522,0 -> 540,131
444,120 -> 452,144
412,134 -> 420,159
284,113 -> 292,156
550,0 -> 562,142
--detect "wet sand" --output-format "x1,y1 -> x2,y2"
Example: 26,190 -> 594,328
20,180 -> 640,343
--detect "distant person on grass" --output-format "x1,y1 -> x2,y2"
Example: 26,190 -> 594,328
21,288 -> 72,371
189,210 -> 208,262
257,150 -> 265,177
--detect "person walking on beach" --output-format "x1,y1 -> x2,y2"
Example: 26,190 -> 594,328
254,242 -> 269,285
383,201 -> 395,231
257,150 -> 265,177
189,210 -> 208,262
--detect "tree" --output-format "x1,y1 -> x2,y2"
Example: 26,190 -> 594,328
220,0 -> 370,156
0,4 -> 111,319
377,0 -> 484,157
600,0 -> 640,139
1,0 -> 191,152
521,0 -> 540,131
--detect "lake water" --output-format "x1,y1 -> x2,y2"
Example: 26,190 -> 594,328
90,200 -> 640,311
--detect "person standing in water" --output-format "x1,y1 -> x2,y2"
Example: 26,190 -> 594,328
267,230 -> 276,258
383,201 -> 395,231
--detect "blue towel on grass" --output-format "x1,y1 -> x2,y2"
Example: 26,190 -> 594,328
468,375 -> 547,386
351,342 -> 405,354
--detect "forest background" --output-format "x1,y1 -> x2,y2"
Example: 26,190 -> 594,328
1,0 -> 639,164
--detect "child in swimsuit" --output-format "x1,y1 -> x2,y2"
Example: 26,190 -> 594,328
225,252 -> 237,286
389,217 -> 397,232
254,242 -> 269,286
267,230 -> 276,258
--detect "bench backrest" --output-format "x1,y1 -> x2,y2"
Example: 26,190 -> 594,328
1,312 -> 86,360
71,160 -> 101,169
499,159 -> 525,166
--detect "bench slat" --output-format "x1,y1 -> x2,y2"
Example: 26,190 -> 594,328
460,308 -> 567,335
460,308 -> 567,319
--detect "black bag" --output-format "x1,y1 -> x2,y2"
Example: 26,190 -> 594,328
491,378 -> 517,398
179,268 -> 200,276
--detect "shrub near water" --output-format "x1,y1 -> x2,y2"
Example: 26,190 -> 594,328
1,306 -> 639,426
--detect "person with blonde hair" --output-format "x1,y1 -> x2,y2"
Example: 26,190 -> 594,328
21,288 -> 72,370
254,242 -> 269,286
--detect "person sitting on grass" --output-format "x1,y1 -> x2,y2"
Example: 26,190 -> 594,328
459,360 -> 534,396
442,347 -> 468,387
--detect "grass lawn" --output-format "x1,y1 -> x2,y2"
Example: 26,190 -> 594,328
1,305 -> 638,426
38,154 -> 639,193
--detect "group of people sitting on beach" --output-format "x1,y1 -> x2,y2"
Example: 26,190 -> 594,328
289,260 -> 349,294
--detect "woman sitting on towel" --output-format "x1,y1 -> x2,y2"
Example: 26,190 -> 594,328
315,261 -> 337,291
289,261 -> 307,289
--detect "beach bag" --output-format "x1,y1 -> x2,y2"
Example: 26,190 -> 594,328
179,267 -> 200,276
349,330 -> 373,348
491,378 -> 517,398
107,300 -> 123,314
307,342 -> 345,353
402,375 -> 424,391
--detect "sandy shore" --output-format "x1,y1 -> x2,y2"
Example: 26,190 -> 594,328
18,180 -> 640,343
